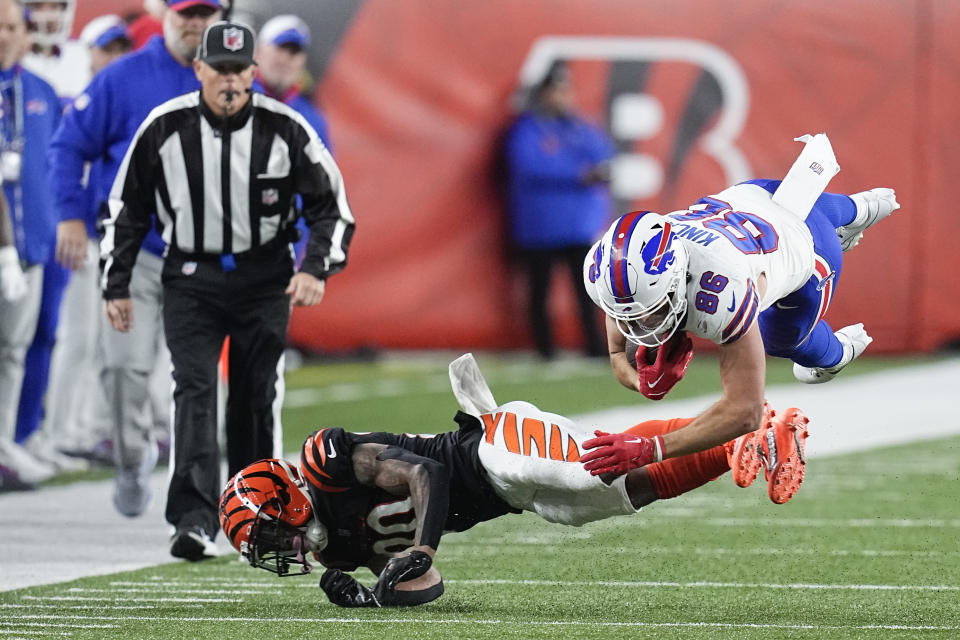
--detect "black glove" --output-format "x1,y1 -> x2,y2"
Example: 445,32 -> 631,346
319,569 -> 380,608
373,550 -> 433,603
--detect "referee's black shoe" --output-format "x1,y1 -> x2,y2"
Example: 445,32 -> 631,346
170,526 -> 218,561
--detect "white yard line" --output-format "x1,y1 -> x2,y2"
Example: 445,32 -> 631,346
1,357 -> 957,593
47,578 -> 960,593
442,579 -> 960,591
20,595 -> 234,603
1,614 -> 957,632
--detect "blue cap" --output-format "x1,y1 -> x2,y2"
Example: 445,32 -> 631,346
79,15 -> 131,49
258,15 -> 310,49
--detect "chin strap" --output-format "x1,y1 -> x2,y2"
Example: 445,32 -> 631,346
291,534 -> 313,575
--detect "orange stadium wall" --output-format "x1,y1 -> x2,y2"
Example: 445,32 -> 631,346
76,0 -> 960,353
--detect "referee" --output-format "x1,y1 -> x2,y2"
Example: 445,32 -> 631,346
100,21 -> 355,561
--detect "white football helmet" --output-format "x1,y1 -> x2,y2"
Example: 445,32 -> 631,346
24,0 -> 76,49
586,211 -> 689,347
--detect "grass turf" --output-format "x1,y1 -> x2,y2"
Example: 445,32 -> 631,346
3,353 -> 957,639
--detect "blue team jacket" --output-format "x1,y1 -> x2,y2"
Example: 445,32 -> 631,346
505,111 -> 615,250
1,65 -> 61,266
49,37 -> 203,258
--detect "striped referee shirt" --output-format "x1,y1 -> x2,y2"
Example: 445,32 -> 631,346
101,90 -> 354,299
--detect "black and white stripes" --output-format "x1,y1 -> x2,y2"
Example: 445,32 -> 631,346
101,91 -> 354,299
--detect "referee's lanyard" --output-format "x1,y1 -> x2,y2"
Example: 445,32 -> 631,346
0,67 -> 26,260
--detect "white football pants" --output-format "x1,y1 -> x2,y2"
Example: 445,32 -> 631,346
477,400 -> 639,526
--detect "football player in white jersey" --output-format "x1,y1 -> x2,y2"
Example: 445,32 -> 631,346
580,162 -> 898,477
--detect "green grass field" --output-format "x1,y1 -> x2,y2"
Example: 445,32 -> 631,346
2,353 -> 957,639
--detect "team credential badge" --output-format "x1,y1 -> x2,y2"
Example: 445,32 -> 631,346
182,261 -> 198,276
262,188 -> 279,205
223,27 -> 244,51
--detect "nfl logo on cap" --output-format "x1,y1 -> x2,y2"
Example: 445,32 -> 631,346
223,27 -> 244,51
199,21 -> 256,67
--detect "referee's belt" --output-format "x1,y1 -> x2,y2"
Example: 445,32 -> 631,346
167,236 -> 289,273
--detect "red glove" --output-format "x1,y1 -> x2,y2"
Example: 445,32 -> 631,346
635,333 -> 694,400
580,430 -> 665,476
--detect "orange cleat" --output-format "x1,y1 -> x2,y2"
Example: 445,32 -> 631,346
760,407 -> 810,504
725,403 -> 775,488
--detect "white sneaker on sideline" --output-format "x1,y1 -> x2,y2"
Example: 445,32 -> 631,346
793,323 -> 873,384
0,441 -> 56,484
25,436 -> 89,473
838,188 -> 900,252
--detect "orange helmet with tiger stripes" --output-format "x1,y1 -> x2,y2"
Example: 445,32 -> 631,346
219,459 -> 325,576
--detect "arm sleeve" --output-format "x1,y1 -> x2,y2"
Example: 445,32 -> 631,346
374,446 -> 449,550
99,118 -> 159,300
290,119 -> 355,280
298,102 -> 334,155
586,121 -> 615,164
49,74 -> 115,223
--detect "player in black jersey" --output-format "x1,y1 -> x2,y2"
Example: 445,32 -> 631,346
220,409 -> 527,608
219,355 -> 810,608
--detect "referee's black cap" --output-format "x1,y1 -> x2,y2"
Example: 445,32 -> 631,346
197,21 -> 256,67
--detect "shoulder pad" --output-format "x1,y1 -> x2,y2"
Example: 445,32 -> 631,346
300,428 -> 353,493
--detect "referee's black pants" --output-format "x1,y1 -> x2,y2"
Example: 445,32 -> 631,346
161,249 -> 292,538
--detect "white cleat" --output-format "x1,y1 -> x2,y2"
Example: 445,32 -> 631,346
838,188 -> 900,252
793,323 -> 873,384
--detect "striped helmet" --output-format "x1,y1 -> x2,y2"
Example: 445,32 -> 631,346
586,211 -> 689,347
219,459 -> 324,576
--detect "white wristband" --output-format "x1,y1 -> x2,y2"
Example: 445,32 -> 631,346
653,435 -> 665,463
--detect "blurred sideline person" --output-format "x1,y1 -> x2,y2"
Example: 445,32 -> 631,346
0,170 -> 25,303
102,21 -> 355,561
25,15 -> 134,475
0,157 -> 28,491
580,136 -> 898,476
504,61 -> 613,359
219,355 -> 809,607
12,0 -> 90,472
0,0 -> 62,487
253,15 -> 331,149
22,0 -> 88,99
127,0 -> 164,50
49,0 -> 224,517
82,15 -> 133,73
